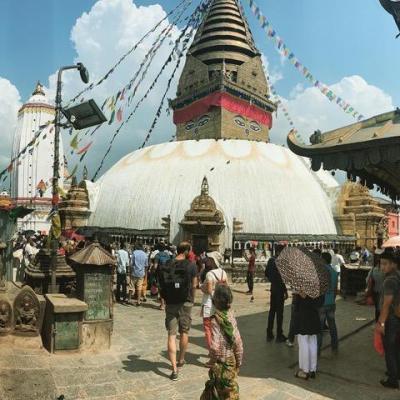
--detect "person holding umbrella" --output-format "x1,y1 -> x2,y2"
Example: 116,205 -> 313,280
276,246 -> 329,379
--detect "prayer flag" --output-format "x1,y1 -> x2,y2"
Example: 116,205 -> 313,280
117,107 -> 123,122
77,141 -> 93,155
70,133 -> 79,150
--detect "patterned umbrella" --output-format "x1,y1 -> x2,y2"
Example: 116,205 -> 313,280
276,246 -> 329,299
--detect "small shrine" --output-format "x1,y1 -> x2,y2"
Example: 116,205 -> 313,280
69,241 -> 115,351
25,248 -> 76,295
59,176 -> 91,230
180,177 -> 225,253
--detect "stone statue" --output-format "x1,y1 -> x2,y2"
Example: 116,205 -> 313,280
14,288 -> 39,334
309,129 -> 322,145
0,299 -> 12,333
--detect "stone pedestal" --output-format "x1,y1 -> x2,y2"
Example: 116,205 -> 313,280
42,294 -> 87,353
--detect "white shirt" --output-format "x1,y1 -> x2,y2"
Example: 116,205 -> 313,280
332,253 -> 345,273
116,249 -> 130,274
201,268 -> 227,318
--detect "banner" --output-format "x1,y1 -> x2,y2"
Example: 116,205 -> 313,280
244,0 -> 365,121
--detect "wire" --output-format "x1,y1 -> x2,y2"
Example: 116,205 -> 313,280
65,0 -> 192,106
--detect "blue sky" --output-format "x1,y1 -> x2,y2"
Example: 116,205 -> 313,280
0,0 -> 399,104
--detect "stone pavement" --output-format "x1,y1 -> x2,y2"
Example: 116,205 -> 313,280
0,284 -> 399,400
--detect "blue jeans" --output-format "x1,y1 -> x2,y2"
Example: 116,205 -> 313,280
383,316 -> 400,385
318,304 -> 338,352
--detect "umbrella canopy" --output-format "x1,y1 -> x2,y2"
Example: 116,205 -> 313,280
382,235 -> 400,248
276,247 -> 329,299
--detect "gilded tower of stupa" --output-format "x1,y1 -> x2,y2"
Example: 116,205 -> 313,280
171,0 -> 276,142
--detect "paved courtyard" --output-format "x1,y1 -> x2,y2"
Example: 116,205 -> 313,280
0,284 -> 398,400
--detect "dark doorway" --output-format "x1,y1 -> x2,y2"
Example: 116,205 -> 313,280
192,235 -> 208,255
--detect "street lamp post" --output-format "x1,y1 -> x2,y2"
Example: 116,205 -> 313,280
50,63 -> 90,294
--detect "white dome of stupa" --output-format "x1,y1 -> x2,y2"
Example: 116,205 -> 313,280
87,139 -> 338,247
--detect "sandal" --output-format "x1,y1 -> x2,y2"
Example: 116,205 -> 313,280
295,370 -> 309,380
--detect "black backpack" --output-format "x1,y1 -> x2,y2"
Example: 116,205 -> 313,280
159,260 -> 190,304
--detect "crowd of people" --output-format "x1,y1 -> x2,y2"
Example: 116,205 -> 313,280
109,239 -> 400,396
112,240 -> 243,398
262,244 -> 400,391
10,231 -> 400,396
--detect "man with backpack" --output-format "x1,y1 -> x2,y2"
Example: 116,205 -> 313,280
376,248 -> 400,389
159,242 -> 197,381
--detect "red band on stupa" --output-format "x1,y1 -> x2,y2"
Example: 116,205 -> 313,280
173,92 -> 273,128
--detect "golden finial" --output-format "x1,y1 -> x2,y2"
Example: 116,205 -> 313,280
32,81 -> 45,96
201,176 -> 209,196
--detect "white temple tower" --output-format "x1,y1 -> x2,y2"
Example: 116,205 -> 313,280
10,82 -> 65,233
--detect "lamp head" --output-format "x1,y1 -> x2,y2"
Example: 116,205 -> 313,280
77,63 -> 89,84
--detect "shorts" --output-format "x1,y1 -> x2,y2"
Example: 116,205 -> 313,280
132,277 -> 144,291
165,302 -> 193,335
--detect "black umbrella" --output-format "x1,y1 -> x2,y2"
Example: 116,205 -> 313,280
276,247 -> 329,299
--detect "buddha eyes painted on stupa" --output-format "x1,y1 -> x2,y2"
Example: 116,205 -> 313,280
249,121 -> 261,132
184,114 -> 210,131
234,116 -> 245,127
198,115 -> 210,126
185,121 -> 195,131
234,116 -> 261,133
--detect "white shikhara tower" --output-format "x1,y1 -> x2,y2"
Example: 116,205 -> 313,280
10,82 -> 65,233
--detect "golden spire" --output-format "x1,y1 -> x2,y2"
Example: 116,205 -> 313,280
201,176 -> 209,196
189,0 -> 258,66
32,81 -> 45,96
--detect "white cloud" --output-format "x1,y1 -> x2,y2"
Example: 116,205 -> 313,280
270,75 -> 394,146
47,0 -> 183,179
0,78 -> 21,182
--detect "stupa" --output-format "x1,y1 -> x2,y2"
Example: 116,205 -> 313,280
79,0 -> 352,254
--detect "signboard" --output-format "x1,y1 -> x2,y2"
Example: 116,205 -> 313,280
83,271 -> 111,320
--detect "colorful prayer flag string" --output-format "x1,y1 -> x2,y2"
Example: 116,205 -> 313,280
91,0 -> 211,181
243,0 -> 365,122
0,121 -> 54,181
65,0 -> 193,107
268,80 -> 304,145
